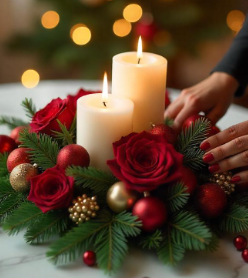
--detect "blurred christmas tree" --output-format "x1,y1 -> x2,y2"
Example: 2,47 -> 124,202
7,0 -> 247,80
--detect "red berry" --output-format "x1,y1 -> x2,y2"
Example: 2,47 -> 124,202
234,236 -> 247,251
0,135 -> 17,154
242,249 -> 248,263
150,124 -> 177,145
7,148 -> 31,172
10,126 -> 28,145
180,166 -> 198,194
83,251 -> 96,266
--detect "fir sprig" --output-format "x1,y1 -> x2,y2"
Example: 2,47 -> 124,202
164,182 -> 189,213
0,116 -> 28,130
21,98 -> 36,119
19,128 -> 59,170
140,230 -> 163,250
53,119 -> 75,146
0,153 -> 8,176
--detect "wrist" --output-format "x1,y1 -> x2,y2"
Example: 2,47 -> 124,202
211,72 -> 239,94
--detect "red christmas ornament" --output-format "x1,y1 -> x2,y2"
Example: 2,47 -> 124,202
83,250 -> 96,266
10,126 -> 28,145
150,124 -> 177,145
57,144 -> 90,170
179,166 -> 198,194
0,135 -> 17,154
208,126 -> 220,137
7,148 -> 31,172
194,183 -> 227,219
242,249 -> 248,263
132,196 -> 167,232
234,235 -> 247,251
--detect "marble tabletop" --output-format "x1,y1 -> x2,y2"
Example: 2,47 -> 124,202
0,80 -> 248,278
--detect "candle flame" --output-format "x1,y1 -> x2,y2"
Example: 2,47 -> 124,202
137,36 -> 143,62
102,72 -> 108,106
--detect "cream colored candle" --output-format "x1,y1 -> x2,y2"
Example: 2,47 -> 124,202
77,74 -> 134,172
112,37 -> 167,132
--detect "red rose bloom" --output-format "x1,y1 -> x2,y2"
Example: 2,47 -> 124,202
67,88 -> 100,113
28,165 -> 74,213
30,98 -> 74,136
107,132 -> 183,192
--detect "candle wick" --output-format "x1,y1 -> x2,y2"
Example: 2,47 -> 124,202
138,58 -> 141,64
103,101 -> 107,107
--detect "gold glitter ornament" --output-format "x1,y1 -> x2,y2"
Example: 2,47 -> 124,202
68,194 -> 99,225
209,171 -> 235,195
9,163 -> 39,192
107,181 -> 140,213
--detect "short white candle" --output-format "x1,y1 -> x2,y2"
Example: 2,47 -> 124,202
112,37 -> 167,132
77,73 -> 134,172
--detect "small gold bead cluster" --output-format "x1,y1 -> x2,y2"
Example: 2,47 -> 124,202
68,194 -> 100,225
209,171 -> 235,195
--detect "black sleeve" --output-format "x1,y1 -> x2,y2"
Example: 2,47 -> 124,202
212,15 -> 248,96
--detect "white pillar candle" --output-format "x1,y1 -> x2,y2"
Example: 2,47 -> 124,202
112,37 -> 167,132
77,74 -> 134,172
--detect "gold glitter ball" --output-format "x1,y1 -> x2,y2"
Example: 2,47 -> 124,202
209,171 -> 235,195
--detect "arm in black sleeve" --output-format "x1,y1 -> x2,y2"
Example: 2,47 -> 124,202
212,15 -> 248,96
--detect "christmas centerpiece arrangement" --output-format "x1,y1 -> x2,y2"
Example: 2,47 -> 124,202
1,40 -> 248,274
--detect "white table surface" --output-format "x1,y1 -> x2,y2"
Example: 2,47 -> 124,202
0,80 -> 248,278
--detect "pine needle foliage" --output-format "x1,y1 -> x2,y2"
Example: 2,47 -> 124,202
139,230 -> 163,250
204,233 -> 220,252
3,202 -> 43,235
158,228 -> 185,266
164,117 -> 174,127
0,116 -> 28,129
19,128 -> 59,170
232,193 -> 248,208
25,210 -> 69,244
21,98 -> 36,119
47,211 -> 141,273
218,204 -> 248,233
0,153 -> 8,176
169,211 -> 212,250
163,182 -> 189,213
53,119 -> 75,146
66,166 -> 117,195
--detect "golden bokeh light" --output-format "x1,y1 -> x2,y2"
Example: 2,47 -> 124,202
71,26 -> 91,45
41,11 -> 60,29
21,70 -> 40,89
226,10 -> 245,32
113,19 -> 132,37
123,4 -> 143,23
70,24 -> 85,38
153,30 -> 171,46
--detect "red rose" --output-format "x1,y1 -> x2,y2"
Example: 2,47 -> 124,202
28,165 -> 74,213
107,132 -> 183,192
67,88 -> 101,113
30,98 -> 74,136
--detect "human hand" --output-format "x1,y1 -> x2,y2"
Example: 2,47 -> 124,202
200,120 -> 248,184
164,72 -> 239,131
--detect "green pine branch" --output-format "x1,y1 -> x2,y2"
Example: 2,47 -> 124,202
0,116 -> 28,130
218,204 -> 248,233
3,202 -> 43,235
158,227 -> 185,266
66,166 -> 117,195
204,233 -> 220,252
169,211 -> 212,250
164,117 -> 174,127
52,119 -> 75,145
25,210 -> 68,244
19,128 -> 59,170
163,182 -> 190,213
139,230 -> 163,250
21,98 -> 36,119
0,153 -> 8,176
232,193 -> 248,208
182,147 -> 206,171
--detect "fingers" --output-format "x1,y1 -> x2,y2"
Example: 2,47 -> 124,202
231,171 -> 248,184
173,104 -> 199,131
164,99 -> 184,120
206,105 -> 226,125
200,121 -> 248,151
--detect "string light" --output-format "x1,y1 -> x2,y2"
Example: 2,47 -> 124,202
71,26 -> 91,45
226,10 -> 245,32
113,19 -> 132,37
70,24 -> 85,38
123,4 -> 143,23
21,70 -> 40,89
41,11 -> 60,29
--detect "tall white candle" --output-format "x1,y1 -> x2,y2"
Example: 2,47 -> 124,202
77,74 -> 134,172
112,37 -> 167,132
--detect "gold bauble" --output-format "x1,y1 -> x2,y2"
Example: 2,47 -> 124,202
209,171 -> 235,195
68,194 -> 99,225
9,163 -> 39,192
107,181 -> 140,213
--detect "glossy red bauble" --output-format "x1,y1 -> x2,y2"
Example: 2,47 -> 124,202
179,166 -> 198,194
10,126 -> 28,145
132,196 -> 167,232
0,135 -> 17,154
242,249 -> 248,263
208,126 -> 220,137
150,124 -> 177,145
83,250 -> 96,266
7,148 -> 31,172
194,183 -> 227,219
234,235 -> 247,251
57,144 -> 90,170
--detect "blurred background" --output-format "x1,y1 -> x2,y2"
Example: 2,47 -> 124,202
0,0 -> 248,99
